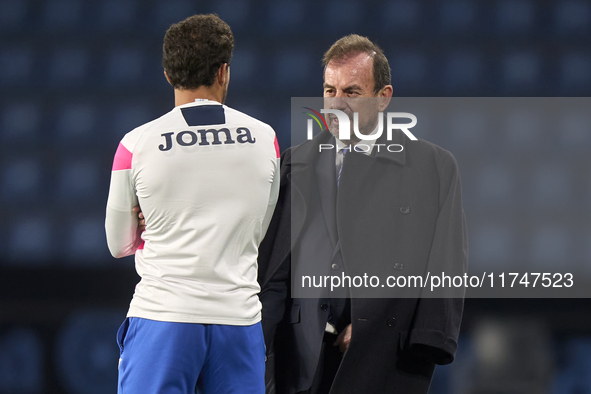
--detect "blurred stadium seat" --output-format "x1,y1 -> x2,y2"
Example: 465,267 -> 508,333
468,318 -> 553,393
1,103 -> 40,143
57,103 -> 98,143
0,328 -> 44,394
476,164 -> 515,207
471,223 -> 516,269
1,157 -> 42,202
97,0 -> 139,31
215,0 -> 251,31
49,47 -> 89,86
447,109 -> 489,152
151,0 -> 196,33
530,224 -> 571,269
323,1 -> 363,33
274,49 -> 313,85
530,164 -> 573,208
58,157 -> 101,201
443,49 -> 483,93
495,0 -> 535,35
104,47 -> 146,86
268,0 -> 304,32
109,103 -> 153,140
560,52 -> 591,92
7,214 -> 54,264
557,109 -> 591,150
56,309 -> 124,394
65,216 -> 111,263
381,0 -> 421,34
502,52 -> 541,91
439,1 -> 478,34
0,46 -> 34,87
389,50 -> 428,93
555,0 -> 591,35
0,0 -> 28,31
503,109 -> 545,150
228,47 -> 258,89
552,338 -> 591,393
43,0 -> 84,32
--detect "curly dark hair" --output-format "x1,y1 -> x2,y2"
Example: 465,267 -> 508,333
162,14 -> 234,90
322,34 -> 391,94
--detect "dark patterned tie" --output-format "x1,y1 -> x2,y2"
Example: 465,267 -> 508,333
337,147 -> 349,187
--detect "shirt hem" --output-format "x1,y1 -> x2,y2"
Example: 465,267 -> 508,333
126,309 -> 261,326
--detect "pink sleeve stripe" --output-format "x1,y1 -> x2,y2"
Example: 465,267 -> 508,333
137,241 -> 145,251
274,136 -> 280,158
112,143 -> 133,171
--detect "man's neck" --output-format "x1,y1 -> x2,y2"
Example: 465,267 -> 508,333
173,86 -> 223,107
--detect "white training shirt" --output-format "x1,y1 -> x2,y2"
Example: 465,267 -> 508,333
105,99 -> 280,326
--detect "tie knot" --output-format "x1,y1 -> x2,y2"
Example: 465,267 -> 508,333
341,147 -> 349,156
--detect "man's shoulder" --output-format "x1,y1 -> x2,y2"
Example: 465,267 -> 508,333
405,138 -> 462,187
285,130 -> 333,162
280,139 -> 315,169
119,113 -> 171,151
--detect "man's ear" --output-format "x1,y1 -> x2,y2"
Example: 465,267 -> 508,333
217,63 -> 229,87
378,85 -> 393,111
164,70 -> 173,86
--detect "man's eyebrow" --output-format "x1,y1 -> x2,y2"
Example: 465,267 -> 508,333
343,84 -> 363,92
322,83 -> 364,92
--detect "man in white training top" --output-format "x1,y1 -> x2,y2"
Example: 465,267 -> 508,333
105,14 -> 279,394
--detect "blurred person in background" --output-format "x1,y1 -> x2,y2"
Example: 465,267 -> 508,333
105,13 -> 279,394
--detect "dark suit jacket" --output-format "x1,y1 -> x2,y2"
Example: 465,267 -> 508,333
258,129 -> 468,394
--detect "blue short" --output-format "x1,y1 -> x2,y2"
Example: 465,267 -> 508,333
116,317 -> 265,394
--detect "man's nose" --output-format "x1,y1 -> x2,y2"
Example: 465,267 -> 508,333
330,93 -> 347,110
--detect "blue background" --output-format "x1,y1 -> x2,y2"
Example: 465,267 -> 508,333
1,0 -> 591,392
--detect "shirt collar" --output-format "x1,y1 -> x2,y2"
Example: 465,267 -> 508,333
335,136 -> 376,156
176,99 -> 221,109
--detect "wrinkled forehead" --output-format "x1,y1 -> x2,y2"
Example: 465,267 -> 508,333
324,52 -> 375,88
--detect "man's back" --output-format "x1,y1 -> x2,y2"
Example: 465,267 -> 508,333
107,14 -> 274,393
106,99 -> 279,325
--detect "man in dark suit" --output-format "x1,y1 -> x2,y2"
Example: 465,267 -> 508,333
259,34 -> 468,394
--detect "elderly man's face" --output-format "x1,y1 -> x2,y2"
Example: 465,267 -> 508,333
323,52 -> 380,144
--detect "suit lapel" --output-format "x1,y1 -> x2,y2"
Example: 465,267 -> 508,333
290,130 -> 409,253
290,130 -> 336,245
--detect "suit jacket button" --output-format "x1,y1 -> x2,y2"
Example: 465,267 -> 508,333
331,263 -> 340,270
387,318 -> 396,327
400,206 -> 410,214
320,303 -> 329,311
393,262 -> 404,271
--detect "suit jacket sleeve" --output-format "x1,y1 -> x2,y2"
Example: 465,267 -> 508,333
406,150 -> 468,365
258,148 -> 292,353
